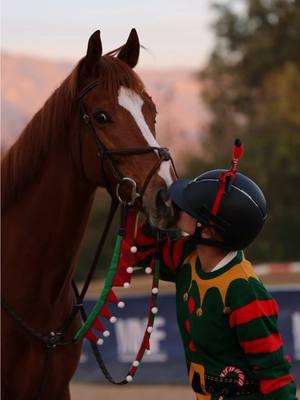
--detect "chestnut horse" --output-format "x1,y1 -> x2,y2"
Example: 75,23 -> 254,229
1,29 -> 175,400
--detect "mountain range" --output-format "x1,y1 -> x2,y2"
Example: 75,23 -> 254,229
1,52 -> 209,168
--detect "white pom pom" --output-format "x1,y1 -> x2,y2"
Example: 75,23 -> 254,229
97,338 -> 104,346
126,375 -> 133,382
118,301 -> 125,309
151,307 -> 158,314
126,267 -> 134,274
152,287 -> 159,294
130,246 -> 137,254
123,282 -> 130,288
147,326 -> 153,333
110,316 -> 117,324
103,330 -> 110,337
145,267 -> 152,274
133,360 -> 140,367
146,349 -> 151,355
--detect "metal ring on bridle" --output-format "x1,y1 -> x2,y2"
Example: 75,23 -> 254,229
116,177 -> 141,206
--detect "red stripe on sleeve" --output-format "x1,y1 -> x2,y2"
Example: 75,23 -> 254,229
260,374 -> 293,394
230,299 -> 278,328
240,333 -> 283,354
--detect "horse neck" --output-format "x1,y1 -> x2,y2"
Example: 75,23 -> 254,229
3,135 -> 97,309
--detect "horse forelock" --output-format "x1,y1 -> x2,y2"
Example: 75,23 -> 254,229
95,55 -> 145,100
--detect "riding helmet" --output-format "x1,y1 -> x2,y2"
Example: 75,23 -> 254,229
169,168 -> 267,250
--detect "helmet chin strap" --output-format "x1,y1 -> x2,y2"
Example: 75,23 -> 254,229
191,221 -> 230,250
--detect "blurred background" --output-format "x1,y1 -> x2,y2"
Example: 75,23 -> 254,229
2,0 -> 300,398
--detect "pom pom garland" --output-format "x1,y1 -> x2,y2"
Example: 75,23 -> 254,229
118,301 -> 125,309
130,246 -> 137,253
74,207 -> 161,385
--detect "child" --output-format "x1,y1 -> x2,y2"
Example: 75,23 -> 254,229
133,141 -> 296,399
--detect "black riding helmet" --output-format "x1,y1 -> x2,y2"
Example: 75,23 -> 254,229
169,141 -> 267,250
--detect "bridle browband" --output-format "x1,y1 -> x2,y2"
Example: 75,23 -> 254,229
2,79 -> 177,397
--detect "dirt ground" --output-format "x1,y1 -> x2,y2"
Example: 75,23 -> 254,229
70,383 -> 299,400
70,382 -> 195,400
71,383 -> 300,400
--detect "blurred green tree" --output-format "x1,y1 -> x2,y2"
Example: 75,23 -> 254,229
186,0 -> 300,262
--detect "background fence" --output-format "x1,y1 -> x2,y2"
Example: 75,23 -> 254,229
74,285 -> 300,384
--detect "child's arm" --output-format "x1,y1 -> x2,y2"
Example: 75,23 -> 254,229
133,222 -> 192,282
228,278 -> 297,399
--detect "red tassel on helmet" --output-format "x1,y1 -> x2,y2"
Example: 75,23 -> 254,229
232,138 -> 244,170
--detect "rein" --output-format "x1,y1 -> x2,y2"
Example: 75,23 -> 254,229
2,79 -> 176,397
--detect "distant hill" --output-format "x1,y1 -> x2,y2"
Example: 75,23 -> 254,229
1,52 -> 209,168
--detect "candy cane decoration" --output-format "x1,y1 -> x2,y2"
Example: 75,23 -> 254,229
218,366 -> 245,400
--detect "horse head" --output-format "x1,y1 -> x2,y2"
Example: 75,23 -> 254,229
72,29 -> 176,229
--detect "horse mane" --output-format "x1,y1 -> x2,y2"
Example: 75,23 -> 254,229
1,52 -> 145,211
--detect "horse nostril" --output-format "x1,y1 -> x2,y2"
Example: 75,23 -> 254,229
156,188 -> 170,209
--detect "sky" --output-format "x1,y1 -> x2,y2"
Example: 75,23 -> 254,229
1,0 -> 218,69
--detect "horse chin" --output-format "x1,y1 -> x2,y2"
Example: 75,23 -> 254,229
147,206 -> 179,231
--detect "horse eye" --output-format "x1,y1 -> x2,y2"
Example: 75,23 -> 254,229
93,111 -> 112,124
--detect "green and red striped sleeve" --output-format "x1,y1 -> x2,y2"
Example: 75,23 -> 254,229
227,277 -> 296,399
133,223 -> 192,282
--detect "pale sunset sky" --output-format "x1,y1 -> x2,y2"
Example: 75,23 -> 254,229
1,0 -> 218,69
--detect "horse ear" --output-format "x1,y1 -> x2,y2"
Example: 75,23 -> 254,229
85,30 -> 103,69
118,28 -> 140,68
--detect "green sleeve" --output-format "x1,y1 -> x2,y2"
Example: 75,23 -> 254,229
227,277 -> 297,399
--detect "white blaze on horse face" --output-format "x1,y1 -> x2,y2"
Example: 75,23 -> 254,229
118,86 -> 173,187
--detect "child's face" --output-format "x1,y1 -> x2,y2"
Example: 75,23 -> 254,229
176,210 -> 196,235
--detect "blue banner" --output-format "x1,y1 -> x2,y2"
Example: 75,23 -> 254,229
74,286 -> 300,384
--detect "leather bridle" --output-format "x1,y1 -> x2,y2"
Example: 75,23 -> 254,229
77,79 -> 176,205
2,80 -> 177,398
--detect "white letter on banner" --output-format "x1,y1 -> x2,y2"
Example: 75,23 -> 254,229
115,317 -> 168,362
292,312 -> 300,360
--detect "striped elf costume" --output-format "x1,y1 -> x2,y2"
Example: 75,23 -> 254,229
133,141 -> 296,399
134,228 -> 296,399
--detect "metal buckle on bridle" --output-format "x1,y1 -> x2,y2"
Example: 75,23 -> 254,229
116,177 -> 141,206
45,331 -> 62,349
